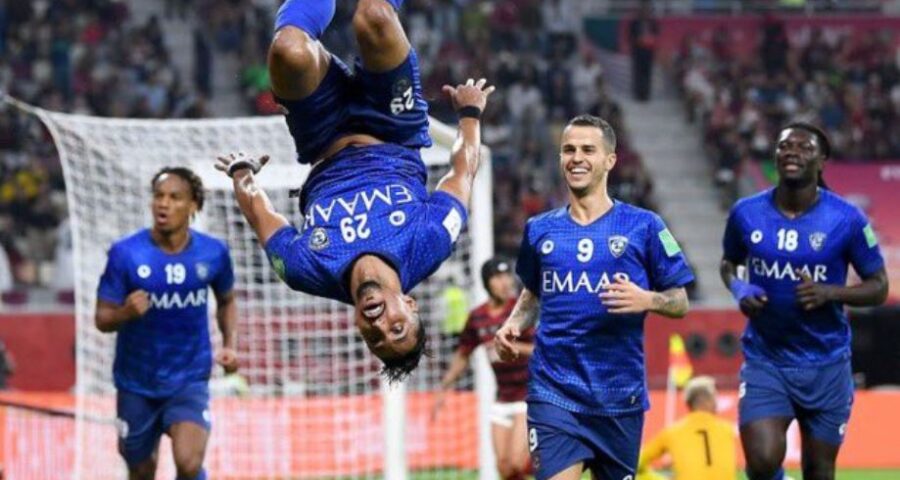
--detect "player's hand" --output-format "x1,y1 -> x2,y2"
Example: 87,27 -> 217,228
215,152 -> 270,178
122,290 -> 150,319
599,277 -> 653,314
216,347 -> 239,374
730,278 -> 767,317
442,78 -> 495,114
494,323 -> 521,361
795,270 -> 834,311
430,391 -> 448,422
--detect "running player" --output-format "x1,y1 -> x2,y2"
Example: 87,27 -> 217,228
215,0 -> 493,381
432,258 -> 533,480
495,115 -> 694,480
720,123 -> 888,480
96,167 -> 238,480
637,376 -> 737,480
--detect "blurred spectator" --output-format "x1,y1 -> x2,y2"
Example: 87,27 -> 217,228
629,2 -> 659,101
675,20 -> 900,204
0,340 -> 13,389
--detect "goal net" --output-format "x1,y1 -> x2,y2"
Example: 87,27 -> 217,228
20,103 -> 497,480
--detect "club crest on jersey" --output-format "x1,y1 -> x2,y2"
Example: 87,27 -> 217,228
309,227 -> 329,251
809,232 -> 827,251
608,235 -> 629,258
137,265 -> 151,279
195,262 -> 208,280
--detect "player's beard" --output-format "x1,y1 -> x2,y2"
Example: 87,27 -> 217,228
781,169 -> 817,190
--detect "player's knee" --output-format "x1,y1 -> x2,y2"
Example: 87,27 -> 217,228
496,457 -> 514,479
745,459 -> 782,480
352,0 -> 397,47
174,452 -> 204,479
268,28 -> 318,76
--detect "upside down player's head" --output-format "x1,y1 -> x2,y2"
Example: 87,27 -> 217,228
775,122 -> 830,190
559,114 -> 618,198
150,167 -> 205,235
354,278 -> 426,383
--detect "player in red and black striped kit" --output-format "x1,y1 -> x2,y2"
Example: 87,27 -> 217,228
432,258 -> 534,480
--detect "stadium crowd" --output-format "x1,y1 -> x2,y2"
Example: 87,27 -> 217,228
1,0 -> 657,295
676,17 -> 900,200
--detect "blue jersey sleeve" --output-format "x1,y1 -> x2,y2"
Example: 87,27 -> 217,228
212,241 -> 235,295
515,220 -> 541,296
845,208 -> 885,278
97,244 -> 129,304
722,206 -> 747,264
646,215 -> 694,291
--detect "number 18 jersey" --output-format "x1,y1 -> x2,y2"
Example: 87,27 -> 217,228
722,188 -> 884,366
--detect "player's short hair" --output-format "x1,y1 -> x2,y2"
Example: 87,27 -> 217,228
151,166 -> 205,211
684,375 -> 717,409
566,114 -> 617,152
380,318 -> 429,383
781,122 -> 830,159
481,257 -> 511,293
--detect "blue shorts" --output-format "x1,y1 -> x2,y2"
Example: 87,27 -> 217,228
527,401 -> 643,480
116,382 -> 211,466
739,359 -> 853,445
276,50 -> 432,164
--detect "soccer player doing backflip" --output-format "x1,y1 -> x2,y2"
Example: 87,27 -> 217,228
495,115 -> 695,480
720,123 -> 889,480
96,168 -> 238,480
215,0 -> 493,381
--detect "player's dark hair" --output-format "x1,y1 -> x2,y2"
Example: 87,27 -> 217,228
380,321 -> 429,384
151,166 -> 205,210
781,122 -> 830,189
566,114 -> 617,152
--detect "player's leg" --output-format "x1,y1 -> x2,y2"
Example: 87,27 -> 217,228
491,419 -> 516,480
491,404 -> 528,480
739,362 -> 796,480
117,390 -> 164,480
352,0 -> 410,72
507,410 -> 531,479
794,360 -> 853,480
169,422 -> 210,479
162,382 -> 212,480
580,411 -> 644,480
740,418 -> 792,480
527,402 -> 592,480
799,430 -> 839,480
268,0 -> 334,100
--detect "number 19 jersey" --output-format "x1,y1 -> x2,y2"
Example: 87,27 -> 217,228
517,202 -> 694,415
722,188 -> 885,366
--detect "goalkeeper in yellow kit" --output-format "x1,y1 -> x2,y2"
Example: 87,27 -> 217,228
637,376 -> 737,480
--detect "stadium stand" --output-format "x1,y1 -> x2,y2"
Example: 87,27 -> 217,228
1,0 -> 656,301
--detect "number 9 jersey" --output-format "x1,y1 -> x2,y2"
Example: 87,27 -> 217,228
722,188 -> 885,366
264,143 -> 467,304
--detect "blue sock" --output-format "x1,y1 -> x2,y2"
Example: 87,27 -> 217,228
176,468 -> 206,480
773,468 -> 785,480
274,0 -> 335,40
384,0 -> 404,10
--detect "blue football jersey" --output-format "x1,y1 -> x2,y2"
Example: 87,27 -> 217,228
264,144 -> 467,304
97,229 -> 234,398
517,202 -> 694,415
723,188 -> 884,366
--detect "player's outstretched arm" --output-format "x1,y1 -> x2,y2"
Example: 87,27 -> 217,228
599,277 -> 689,318
495,288 -> 539,361
431,349 -> 471,420
795,267 -> 888,311
215,153 -> 290,245
435,78 -> 496,209
95,290 -> 149,333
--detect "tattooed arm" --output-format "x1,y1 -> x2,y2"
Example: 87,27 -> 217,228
494,288 -> 540,361
599,277 -> 690,318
